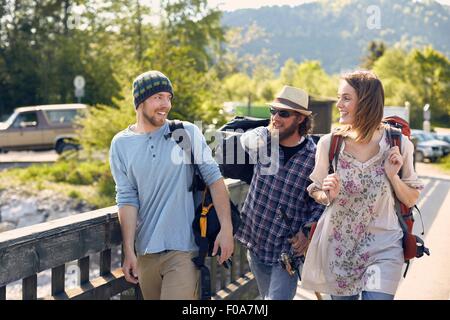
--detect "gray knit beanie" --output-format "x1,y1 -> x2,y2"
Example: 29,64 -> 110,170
132,70 -> 174,109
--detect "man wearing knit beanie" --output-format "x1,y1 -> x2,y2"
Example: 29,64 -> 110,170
109,70 -> 234,300
132,70 -> 174,128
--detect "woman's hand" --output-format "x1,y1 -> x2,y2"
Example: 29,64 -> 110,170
322,173 -> 340,203
385,146 -> 403,181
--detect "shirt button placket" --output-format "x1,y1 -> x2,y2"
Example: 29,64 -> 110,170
148,135 -> 156,159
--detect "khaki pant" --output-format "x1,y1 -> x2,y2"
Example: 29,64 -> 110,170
137,250 -> 199,300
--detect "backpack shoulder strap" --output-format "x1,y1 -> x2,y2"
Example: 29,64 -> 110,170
168,120 -> 202,190
168,119 -> 185,140
386,125 -> 402,149
386,126 -> 403,178
169,120 -> 212,300
328,132 -> 343,174
168,119 -> 196,165
386,125 -> 412,235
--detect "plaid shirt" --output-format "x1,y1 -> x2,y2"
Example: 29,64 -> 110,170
235,127 -> 325,265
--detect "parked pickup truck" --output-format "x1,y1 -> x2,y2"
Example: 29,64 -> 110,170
0,104 -> 87,154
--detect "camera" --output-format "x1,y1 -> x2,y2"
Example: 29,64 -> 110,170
278,252 -> 303,277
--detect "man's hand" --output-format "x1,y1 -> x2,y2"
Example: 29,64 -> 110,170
288,230 -> 308,257
209,178 -> 235,265
212,228 -> 234,265
122,252 -> 139,284
118,206 -> 138,284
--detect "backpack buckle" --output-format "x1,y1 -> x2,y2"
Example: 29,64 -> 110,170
415,236 -> 430,258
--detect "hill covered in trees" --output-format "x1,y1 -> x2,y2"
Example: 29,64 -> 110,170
222,0 -> 450,73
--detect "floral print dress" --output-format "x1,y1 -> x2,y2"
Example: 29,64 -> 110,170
301,130 -> 423,296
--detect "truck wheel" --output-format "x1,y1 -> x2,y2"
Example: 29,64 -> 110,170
61,143 -> 77,153
55,141 -> 77,154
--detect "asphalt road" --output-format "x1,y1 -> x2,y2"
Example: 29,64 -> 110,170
394,172 -> 450,300
0,150 -> 58,170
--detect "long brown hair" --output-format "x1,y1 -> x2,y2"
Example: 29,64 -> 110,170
338,70 -> 384,143
298,114 -> 313,137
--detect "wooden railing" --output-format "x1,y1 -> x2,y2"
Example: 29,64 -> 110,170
0,179 -> 258,300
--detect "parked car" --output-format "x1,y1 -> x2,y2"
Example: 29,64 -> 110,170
435,133 -> 450,146
412,129 -> 450,156
411,129 -> 447,162
0,104 -> 87,154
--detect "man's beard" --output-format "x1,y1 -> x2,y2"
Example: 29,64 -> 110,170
271,120 -> 299,141
143,110 -> 166,127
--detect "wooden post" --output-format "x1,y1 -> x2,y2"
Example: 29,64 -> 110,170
135,285 -> 143,300
240,245 -> 246,276
220,264 -> 226,290
51,265 -> 66,296
100,249 -> 111,276
78,256 -> 90,284
0,286 -> 5,300
209,257 -> 217,295
230,243 -> 237,283
22,274 -> 37,300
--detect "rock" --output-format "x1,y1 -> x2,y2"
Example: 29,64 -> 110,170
0,197 -> 38,224
0,185 -> 101,299
0,187 -> 96,229
17,213 -> 46,228
0,222 -> 16,233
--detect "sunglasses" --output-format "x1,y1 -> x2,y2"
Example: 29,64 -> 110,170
269,107 -> 295,118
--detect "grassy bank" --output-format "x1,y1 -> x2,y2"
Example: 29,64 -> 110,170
0,159 -> 115,209
437,154 -> 450,175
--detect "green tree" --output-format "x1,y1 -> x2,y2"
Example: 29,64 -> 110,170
361,40 -> 386,70
280,59 -> 298,86
223,73 -> 257,108
407,47 -> 450,127
161,0 -> 224,73
0,0 -> 122,115
374,46 -> 450,128
77,79 -> 136,155
292,60 -> 337,98
372,48 -> 414,107
77,0 -> 228,155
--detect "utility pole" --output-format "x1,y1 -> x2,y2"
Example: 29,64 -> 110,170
423,104 -> 431,132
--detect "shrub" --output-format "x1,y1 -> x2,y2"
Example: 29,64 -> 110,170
68,190 -> 81,199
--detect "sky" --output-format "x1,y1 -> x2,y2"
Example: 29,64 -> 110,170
208,0 -> 450,11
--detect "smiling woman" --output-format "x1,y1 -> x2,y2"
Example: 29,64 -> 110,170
301,70 -> 424,300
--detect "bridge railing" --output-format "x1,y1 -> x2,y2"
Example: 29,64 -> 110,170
0,179 -> 257,300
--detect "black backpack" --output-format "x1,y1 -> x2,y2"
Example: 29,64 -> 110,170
215,117 -> 267,184
168,120 -> 241,300
215,116 -> 322,184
